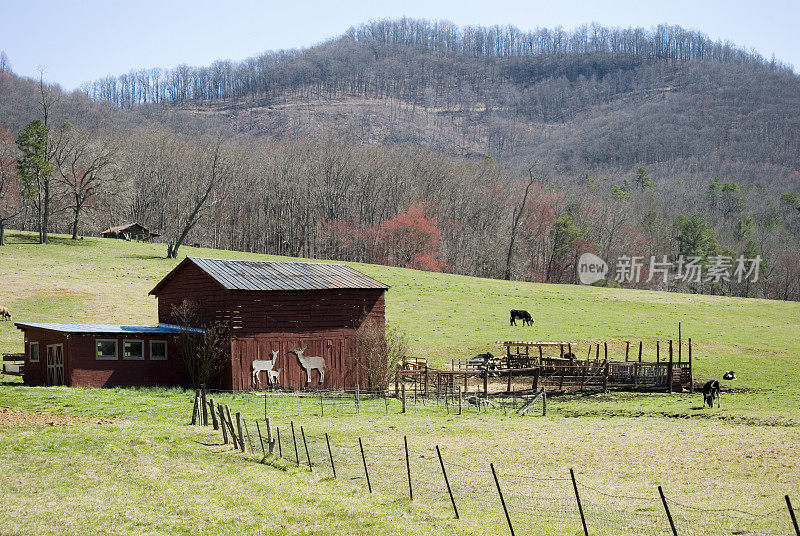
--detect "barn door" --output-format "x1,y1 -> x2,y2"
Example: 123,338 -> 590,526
46,344 -> 65,386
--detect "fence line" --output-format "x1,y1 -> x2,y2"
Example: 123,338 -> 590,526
196,391 -> 798,536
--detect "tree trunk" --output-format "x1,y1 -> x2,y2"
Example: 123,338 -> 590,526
41,182 -> 50,244
71,209 -> 79,240
504,170 -> 535,280
0,219 -> 5,246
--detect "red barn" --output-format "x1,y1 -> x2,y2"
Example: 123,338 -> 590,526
15,258 -> 388,391
150,257 -> 388,391
15,323 -> 200,388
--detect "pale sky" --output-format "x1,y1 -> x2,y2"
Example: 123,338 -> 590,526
1,0 -> 798,91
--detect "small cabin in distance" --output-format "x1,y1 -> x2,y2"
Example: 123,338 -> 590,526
101,223 -> 160,241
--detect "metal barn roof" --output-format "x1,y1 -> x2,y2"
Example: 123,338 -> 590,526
15,323 -> 204,334
151,258 -> 389,294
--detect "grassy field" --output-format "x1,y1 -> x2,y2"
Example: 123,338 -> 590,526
0,230 -> 798,535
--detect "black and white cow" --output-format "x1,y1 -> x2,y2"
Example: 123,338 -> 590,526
510,309 -> 534,326
702,380 -> 720,408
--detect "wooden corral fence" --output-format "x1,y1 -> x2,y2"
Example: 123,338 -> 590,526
396,339 -> 693,398
2,353 -> 25,376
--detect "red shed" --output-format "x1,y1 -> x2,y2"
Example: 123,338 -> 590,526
150,258 -> 389,391
14,323 -> 200,388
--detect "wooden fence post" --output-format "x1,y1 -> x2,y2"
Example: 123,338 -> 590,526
200,384 -> 208,426
638,341 -> 642,362
491,463 -> 515,536
208,397 -> 218,430
355,384 -> 360,414
483,368 -> 489,395
225,405 -> 237,446
688,338 -> 693,393
657,341 -> 660,362
401,383 -> 406,413
235,412 -> 246,452
668,340 -> 674,394
276,427 -> 282,458
436,445 -> 459,519
571,468 -> 589,536
604,342 -> 608,361
191,390 -> 199,424
659,486 -> 678,536
625,341 -> 630,361
217,404 -> 228,444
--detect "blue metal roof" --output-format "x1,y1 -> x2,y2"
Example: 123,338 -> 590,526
14,323 -> 204,334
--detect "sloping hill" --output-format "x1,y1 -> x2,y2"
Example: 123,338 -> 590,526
1,231 -> 798,416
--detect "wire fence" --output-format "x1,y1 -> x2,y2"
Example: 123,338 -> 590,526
193,390 -> 800,536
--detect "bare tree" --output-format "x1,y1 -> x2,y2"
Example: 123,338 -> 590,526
51,122 -> 115,239
166,139 -> 226,258
356,315 -> 408,391
504,166 -> 536,280
171,299 -> 230,389
0,126 -> 21,245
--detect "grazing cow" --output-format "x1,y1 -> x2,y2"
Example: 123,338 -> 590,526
723,370 -> 737,380
702,380 -> 720,408
510,309 -> 534,326
0,306 -> 11,321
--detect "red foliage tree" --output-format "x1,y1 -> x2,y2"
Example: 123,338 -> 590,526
374,204 -> 445,272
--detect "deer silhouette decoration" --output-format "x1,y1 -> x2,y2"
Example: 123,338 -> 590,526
292,346 -> 325,385
251,350 -> 279,388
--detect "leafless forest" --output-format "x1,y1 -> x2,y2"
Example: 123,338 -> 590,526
0,20 -> 798,300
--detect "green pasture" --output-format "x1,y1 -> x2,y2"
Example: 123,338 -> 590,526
0,230 -> 798,535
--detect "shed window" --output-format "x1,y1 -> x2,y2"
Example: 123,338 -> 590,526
150,341 -> 167,361
123,340 -> 144,360
96,339 -> 118,360
29,342 -> 39,363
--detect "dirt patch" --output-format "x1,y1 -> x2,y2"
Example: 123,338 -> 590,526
0,408 -> 115,426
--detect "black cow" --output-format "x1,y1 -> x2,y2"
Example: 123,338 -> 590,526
702,380 -> 720,408
510,309 -> 534,326
468,352 -> 497,371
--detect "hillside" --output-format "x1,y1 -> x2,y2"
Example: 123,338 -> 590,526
0,232 -> 798,535
1,231 -> 798,417
1,20 -> 799,300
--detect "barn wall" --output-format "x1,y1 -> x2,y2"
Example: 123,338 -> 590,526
68,335 -> 188,388
232,332 -> 366,391
155,262 -> 231,328
21,328 -> 70,386
230,290 -> 385,391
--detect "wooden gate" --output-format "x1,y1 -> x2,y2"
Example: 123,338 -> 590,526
46,344 -> 65,386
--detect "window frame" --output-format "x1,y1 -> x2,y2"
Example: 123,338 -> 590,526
122,339 -> 145,361
149,340 -> 168,361
29,341 -> 39,363
96,338 -> 119,361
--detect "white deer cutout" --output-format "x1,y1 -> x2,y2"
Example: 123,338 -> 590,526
292,346 -> 325,385
251,350 -> 279,388
268,367 -> 282,385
